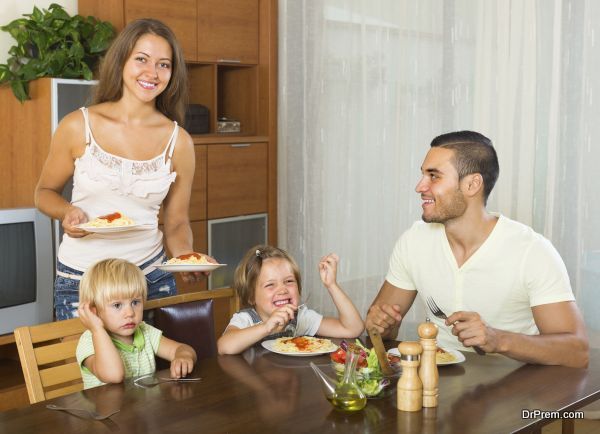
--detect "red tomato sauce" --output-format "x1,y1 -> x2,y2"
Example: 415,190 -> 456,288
177,253 -> 201,260
98,212 -> 121,222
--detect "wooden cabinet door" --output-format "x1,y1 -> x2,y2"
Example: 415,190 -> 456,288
207,143 -> 267,218
79,0 -> 125,32
124,0 -> 197,61
197,0 -> 259,64
0,78 -> 52,208
189,145 -> 207,221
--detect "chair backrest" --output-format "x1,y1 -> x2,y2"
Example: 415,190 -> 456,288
14,318 -> 86,404
154,299 -> 217,369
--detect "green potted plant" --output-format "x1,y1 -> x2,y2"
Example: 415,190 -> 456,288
0,3 -> 115,102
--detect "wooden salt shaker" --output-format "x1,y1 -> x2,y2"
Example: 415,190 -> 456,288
396,341 -> 423,412
418,319 -> 439,408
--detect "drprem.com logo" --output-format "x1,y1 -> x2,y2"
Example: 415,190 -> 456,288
522,409 -> 584,419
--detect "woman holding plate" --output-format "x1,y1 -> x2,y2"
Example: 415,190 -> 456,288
35,19 -> 210,320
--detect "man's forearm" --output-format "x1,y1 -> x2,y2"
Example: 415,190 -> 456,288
495,330 -> 589,368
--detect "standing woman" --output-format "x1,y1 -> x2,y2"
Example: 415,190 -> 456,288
35,19 -> 206,320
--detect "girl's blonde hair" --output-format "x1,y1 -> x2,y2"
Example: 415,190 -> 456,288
80,259 -> 147,309
234,245 -> 302,309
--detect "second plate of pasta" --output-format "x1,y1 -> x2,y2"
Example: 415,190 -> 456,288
387,346 -> 465,365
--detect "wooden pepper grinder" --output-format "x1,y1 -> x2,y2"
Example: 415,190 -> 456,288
418,319 -> 439,408
396,341 -> 423,412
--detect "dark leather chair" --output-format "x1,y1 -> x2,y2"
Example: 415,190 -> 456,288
154,299 -> 217,369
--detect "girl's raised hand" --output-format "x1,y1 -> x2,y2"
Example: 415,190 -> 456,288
318,253 -> 339,288
264,304 -> 297,334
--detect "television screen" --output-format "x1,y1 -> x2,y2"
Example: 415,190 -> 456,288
209,214 -> 267,289
0,222 -> 36,308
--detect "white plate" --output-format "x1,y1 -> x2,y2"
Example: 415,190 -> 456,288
387,347 -> 466,366
75,223 -> 152,233
155,263 -> 226,273
261,338 -> 338,357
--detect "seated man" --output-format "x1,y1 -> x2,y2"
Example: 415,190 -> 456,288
365,131 -> 589,368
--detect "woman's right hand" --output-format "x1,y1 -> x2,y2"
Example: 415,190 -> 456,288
62,206 -> 90,238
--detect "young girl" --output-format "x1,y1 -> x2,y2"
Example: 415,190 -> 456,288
217,245 -> 364,355
76,258 -> 196,389
35,19 -> 207,320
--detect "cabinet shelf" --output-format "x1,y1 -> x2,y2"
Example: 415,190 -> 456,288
192,135 -> 268,145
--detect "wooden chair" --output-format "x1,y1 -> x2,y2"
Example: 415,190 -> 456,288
14,318 -> 86,404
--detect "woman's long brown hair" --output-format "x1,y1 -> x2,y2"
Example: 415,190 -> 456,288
92,18 -> 188,124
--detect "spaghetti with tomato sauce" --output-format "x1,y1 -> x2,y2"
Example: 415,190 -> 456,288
272,336 -> 337,353
83,211 -> 135,228
165,253 -> 210,265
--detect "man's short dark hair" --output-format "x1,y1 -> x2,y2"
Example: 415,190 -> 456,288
430,131 -> 499,204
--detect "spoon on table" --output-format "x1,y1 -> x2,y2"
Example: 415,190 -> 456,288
134,375 -> 203,388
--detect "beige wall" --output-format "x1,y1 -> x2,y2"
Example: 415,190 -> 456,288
0,1 -> 77,64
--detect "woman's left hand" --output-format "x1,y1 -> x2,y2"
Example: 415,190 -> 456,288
181,271 -> 203,283
180,253 -> 218,283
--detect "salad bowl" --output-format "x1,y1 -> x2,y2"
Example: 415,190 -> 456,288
329,340 -> 401,398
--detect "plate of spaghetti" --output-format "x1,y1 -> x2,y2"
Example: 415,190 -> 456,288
156,253 -> 225,272
387,346 -> 465,365
262,336 -> 338,356
76,212 -> 149,233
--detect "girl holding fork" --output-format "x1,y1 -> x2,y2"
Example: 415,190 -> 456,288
217,245 -> 364,355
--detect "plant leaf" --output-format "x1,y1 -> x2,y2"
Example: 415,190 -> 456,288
0,64 -> 12,83
11,80 -> 29,102
1,3 -> 115,101
29,7 -> 44,23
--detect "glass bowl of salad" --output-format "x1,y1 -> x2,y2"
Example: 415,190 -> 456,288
330,340 -> 401,398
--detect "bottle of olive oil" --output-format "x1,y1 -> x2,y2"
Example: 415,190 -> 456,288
329,343 -> 367,411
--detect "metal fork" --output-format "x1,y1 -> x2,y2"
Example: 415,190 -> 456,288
284,293 -> 312,337
425,296 -> 486,355
46,404 -> 120,420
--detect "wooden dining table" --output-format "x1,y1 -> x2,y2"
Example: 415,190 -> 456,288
1,343 -> 599,434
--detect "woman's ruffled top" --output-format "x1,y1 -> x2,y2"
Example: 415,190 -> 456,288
58,107 -> 179,271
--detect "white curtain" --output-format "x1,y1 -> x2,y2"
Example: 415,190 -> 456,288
278,0 -> 600,346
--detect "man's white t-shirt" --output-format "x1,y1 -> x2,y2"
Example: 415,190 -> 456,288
385,214 -> 575,350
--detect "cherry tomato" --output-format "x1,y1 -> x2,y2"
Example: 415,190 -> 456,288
357,355 -> 368,368
330,348 -> 346,364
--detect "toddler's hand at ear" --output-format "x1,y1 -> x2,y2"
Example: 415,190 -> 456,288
78,302 -> 105,333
